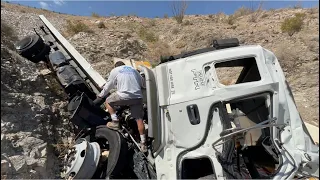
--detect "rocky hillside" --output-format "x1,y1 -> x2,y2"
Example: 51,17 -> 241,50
1,3 -> 73,179
1,1 -> 319,177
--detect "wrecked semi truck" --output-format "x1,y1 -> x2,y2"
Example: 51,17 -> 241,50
14,15 -> 319,179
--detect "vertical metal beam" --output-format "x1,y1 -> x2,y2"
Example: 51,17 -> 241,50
39,15 -> 106,91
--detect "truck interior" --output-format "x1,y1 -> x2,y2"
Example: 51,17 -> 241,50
212,57 -> 281,178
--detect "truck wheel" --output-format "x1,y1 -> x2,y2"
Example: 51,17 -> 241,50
92,126 -> 128,179
15,35 -> 48,63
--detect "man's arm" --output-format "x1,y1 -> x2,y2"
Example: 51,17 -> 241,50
98,69 -> 117,98
136,70 -> 146,89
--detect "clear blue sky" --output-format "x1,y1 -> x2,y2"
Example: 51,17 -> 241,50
8,1 -> 319,18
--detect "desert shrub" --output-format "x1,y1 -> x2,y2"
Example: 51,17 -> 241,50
208,14 -> 213,18
164,14 -> 169,18
97,21 -> 106,28
307,7 -> 319,14
66,20 -> 93,35
145,41 -> 173,63
20,10 -> 26,13
234,6 -> 253,17
172,1 -> 188,24
138,28 -> 158,42
281,13 -> 305,36
226,15 -> 236,25
248,1 -> 264,22
175,40 -> 187,48
126,22 -> 140,31
183,19 -> 191,25
261,14 -> 268,18
1,22 -> 17,49
172,28 -> 179,35
275,44 -> 300,71
91,12 -> 100,18
148,19 -> 156,27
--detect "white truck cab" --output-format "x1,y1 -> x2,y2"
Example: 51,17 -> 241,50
25,15 -> 317,179
141,44 -> 319,179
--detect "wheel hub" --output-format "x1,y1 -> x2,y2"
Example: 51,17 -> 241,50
15,37 -> 33,50
62,138 -> 101,179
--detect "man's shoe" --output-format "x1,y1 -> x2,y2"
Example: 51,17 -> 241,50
139,142 -> 147,153
106,121 -> 120,130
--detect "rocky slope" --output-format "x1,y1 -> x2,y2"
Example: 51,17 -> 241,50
0,1 -> 319,178
1,4 -> 72,179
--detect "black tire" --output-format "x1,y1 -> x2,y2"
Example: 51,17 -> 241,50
15,35 -> 47,63
92,126 -> 128,179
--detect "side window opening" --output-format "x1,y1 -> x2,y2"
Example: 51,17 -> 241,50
214,57 -> 261,86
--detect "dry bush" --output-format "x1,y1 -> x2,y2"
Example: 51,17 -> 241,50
171,1 -> 188,24
261,13 -> 268,18
138,28 -> 158,42
226,15 -> 236,25
97,21 -> 106,28
175,40 -> 187,48
281,13 -> 305,36
164,14 -> 169,18
274,44 -> 300,71
66,20 -> 93,36
307,7 -> 319,14
234,6 -> 253,17
172,28 -> 179,35
248,1 -> 264,22
183,19 -> 192,26
91,12 -> 100,18
145,41 -> 173,63
1,22 -> 17,49
148,19 -> 156,27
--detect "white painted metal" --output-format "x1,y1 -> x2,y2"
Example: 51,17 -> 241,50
63,138 -> 101,179
39,15 -> 106,90
154,45 -> 319,179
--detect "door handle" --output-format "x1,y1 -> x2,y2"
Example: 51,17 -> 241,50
187,104 -> 200,125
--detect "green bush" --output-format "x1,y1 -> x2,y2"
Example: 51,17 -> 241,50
66,20 -> 93,35
281,13 -> 305,36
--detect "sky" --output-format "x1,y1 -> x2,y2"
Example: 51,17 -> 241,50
7,0 -> 319,18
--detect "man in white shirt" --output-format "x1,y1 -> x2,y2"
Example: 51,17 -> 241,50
97,61 -> 147,151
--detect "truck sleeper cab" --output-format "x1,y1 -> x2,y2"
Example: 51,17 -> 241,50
149,45 -> 319,179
